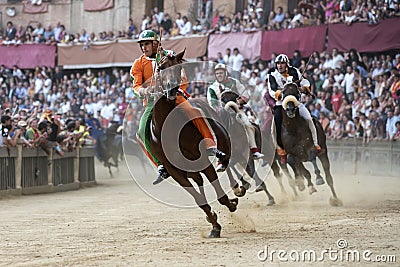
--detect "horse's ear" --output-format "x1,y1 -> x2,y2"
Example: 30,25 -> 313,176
176,49 -> 186,63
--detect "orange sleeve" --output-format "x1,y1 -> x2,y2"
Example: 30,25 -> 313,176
130,58 -> 143,94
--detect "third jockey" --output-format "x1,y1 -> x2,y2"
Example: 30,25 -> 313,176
265,54 -> 321,158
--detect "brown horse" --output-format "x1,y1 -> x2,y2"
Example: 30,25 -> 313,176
149,50 -> 239,237
281,82 -> 342,206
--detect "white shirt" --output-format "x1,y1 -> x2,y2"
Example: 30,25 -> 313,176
223,54 -> 234,66
341,72 -> 355,94
231,53 -> 244,72
34,78 -> 44,94
180,21 -> 192,35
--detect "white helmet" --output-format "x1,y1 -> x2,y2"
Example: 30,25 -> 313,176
275,54 -> 290,65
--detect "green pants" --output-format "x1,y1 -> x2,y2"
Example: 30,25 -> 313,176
137,99 -> 161,165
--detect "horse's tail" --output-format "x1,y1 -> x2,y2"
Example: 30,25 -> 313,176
224,101 -> 239,113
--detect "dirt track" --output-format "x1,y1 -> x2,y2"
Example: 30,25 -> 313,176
0,159 -> 399,267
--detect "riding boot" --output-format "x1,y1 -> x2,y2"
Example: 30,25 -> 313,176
206,147 -> 226,159
215,162 -> 227,172
250,148 -> 264,160
153,165 -> 170,185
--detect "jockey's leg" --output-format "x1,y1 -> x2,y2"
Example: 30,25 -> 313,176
298,104 -> 321,151
136,101 -> 160,166
136,101 -> 170,184
273,105 -> 286,156
175,95 -> 227,169
245,124 -> 264,159
175,95 -> 216,149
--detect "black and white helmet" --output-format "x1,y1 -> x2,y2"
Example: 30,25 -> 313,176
275,54 -> 290,66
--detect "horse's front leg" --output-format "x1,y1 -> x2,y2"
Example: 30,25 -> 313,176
226,167 -> 246,197
318,153 -> 343,206
169,167 -> 222,238
287,155 -> 305,192
202,165 -> 238,213
298,162 -> 317,195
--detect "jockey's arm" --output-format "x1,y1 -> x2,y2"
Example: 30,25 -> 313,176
235,78 -> 250,103
130,62 -> 146,98
207,85 -> 219,110
297,68 -> 311,93
267,74 -> 281,101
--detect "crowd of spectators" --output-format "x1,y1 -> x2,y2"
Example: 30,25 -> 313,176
1,0 -> 400,46
1,46 -> 400,154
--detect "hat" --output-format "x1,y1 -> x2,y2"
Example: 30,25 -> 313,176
256,8 -> 263,13
18,120 -> 27,127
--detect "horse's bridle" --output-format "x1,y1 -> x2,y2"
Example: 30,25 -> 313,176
155,55 -> 183,100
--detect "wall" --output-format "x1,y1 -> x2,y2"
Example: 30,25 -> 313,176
0,0 -> 292,35
0,0 -> 129,35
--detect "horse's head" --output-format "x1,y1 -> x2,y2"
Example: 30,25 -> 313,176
220,90 -> 240,104
157,49 -> 186,101
282,82 -> 301,118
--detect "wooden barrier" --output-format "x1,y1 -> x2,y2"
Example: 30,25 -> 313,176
0,144 -> 96,196
327,139 -> 400,176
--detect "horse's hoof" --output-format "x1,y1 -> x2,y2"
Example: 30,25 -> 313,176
316,177 -> 325,185
233,186 -> 246,197
267,198 -> 275,206
228,198 -> 238,212
208,229 -> 221,238
309,186 -> 317,195
329,197 -> 343,207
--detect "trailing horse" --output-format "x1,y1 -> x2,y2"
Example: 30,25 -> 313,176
149,50 -> 239,237
280,82 -> 342,206
96,124 -> 123,177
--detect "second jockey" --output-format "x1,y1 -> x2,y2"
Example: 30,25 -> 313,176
207,63 -> 264,160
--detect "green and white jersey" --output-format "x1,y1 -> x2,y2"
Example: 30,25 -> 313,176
207,77 -> 248,109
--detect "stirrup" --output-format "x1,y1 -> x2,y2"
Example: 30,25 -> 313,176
215,162 -> 227,172
153,165 -> 170,185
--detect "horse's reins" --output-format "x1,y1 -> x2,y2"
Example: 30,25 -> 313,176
146,29 -> 163,98
295,54 -> 315,99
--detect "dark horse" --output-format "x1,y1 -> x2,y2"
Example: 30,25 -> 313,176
149,50 -> 239,237
218,90 -> 276,205
281,82 -> 342,206
96,124 -> 123,177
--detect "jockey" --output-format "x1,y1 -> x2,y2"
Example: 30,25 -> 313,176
266,53 -> 321,158
207,63 -> 264,160
130,30 -> 226,185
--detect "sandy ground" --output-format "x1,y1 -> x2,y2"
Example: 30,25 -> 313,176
0,158 -> 399,267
